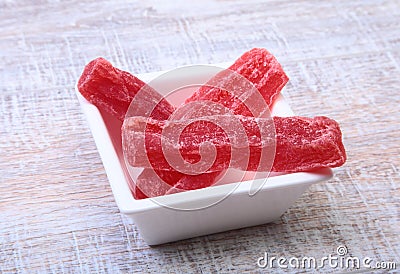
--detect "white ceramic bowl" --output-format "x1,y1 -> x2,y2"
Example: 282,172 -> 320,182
75,64 -> 333,245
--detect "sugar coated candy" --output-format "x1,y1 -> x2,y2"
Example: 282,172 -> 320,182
123,115 -> 346,173
77,57 -> 175,121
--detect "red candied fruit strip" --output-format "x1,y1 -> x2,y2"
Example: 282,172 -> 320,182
130,169 -> 183,199
228,48 -> 289,108
166,171 -> 226,194
134,169 -> 222,198
123,115 -> 346,173
125,116 -> 272,172
77,57 -> 175,121
185,48 -> 289,113
273,116 -> 346,172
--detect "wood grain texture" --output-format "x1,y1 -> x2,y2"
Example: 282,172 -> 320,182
1,0 -> 399,273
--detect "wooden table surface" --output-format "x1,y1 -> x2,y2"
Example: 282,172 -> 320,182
1,0 -> 399,273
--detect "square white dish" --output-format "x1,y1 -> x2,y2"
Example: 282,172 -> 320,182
75,63 -> 333,245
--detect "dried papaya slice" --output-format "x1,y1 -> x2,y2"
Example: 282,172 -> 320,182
77,57 -> 175,121
185,48 -> 288,114
123,115 -> 346,173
